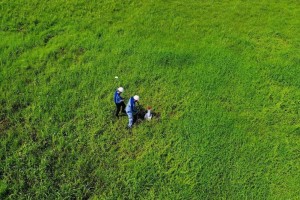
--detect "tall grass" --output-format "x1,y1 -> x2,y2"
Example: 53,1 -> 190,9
1,0 -> 300,199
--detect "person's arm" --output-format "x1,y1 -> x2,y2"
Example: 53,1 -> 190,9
133,102 -> 139,114
119,94 -> 124,101
116,93 -> 123,103
130,98 -> 136,113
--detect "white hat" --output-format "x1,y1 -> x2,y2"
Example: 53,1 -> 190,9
133,95 -> 139,101
118,87 -> 124,93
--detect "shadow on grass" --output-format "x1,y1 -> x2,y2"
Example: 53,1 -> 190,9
134,105 -> 161,125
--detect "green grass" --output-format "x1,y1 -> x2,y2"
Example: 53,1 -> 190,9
1,0 -> 300,199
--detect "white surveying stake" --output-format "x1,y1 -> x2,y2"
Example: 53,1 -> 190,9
144,106 -> 153,120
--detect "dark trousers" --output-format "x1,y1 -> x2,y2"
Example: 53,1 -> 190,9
115,102 -> 126,117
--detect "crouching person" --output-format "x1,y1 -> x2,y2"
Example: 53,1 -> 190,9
125,95 -> 140,128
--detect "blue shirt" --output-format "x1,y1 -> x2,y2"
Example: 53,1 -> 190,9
114,91 -> 123,104
125,97 -> 136,113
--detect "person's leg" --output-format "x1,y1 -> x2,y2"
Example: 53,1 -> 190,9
127,112 -> 133,128
115,103 -> 121,117
120,101 -> 126,113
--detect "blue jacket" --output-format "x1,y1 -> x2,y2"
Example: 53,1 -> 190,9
125,97 -> 136,113
114,91 -> 123,104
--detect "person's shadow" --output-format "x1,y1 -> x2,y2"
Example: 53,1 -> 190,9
133,105 -> 160,125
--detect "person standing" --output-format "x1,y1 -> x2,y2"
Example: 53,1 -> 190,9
114,87 -> 126,118
125,95 -> 140,128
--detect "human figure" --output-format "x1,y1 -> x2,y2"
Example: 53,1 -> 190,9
114,87 -> 126,118
125,95 -> 140,128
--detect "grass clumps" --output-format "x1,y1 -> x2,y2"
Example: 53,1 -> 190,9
1,0 -> 300,199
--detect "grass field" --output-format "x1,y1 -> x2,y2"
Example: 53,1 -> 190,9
1,0 -> 300,199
